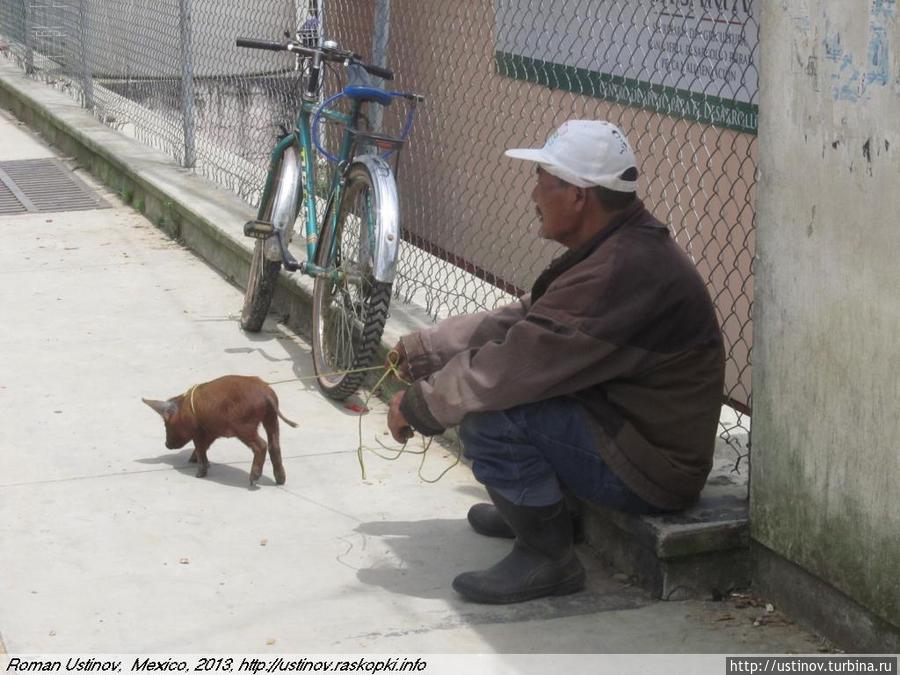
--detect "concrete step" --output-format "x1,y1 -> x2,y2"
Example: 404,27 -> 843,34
580,436 -> 751,601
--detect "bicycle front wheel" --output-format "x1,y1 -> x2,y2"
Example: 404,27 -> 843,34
241,241 -> 281,332
312,163 -> 393,400
241,145 -> 303,332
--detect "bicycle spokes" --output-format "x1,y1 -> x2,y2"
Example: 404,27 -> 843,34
326,184 -> 379,365
321,274 -> 370,369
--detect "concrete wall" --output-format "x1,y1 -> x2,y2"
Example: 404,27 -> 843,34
753,0 -> 900,634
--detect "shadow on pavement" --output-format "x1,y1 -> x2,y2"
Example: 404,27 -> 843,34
352,517 -> 652,617
134,449 -> 277,490
341,517 -> 653,649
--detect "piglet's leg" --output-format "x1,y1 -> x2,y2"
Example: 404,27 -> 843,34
263,414 -> 286,486
193,442 -> 210,478
241,433 -> 268,486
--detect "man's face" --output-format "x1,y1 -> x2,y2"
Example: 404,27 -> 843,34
531,167 -> 582,247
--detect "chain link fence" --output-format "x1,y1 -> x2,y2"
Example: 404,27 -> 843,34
0,0 -> 755,469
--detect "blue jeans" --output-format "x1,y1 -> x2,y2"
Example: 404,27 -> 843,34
459,398 -> 664,513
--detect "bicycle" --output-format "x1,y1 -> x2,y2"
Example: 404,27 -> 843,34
235,30 -> 423,401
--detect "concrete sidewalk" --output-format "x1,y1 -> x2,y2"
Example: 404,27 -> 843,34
0,89 -> 827,654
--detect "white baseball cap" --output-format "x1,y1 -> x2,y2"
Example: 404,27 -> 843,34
505,120 -> 638,192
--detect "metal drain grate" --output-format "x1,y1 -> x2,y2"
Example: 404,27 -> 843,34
0,159 -> 109,215
0,180 -> 28,215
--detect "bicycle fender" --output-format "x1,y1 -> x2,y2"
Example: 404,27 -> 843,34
352,155 -> 400,284
263,145 -> 303,262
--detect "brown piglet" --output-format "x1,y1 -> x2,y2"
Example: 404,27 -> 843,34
143,375 -> 297,486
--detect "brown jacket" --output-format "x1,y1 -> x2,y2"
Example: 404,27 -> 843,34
399,200 -> 725,509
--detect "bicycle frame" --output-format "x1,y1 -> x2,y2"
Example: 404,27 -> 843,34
255,91 -> 388,282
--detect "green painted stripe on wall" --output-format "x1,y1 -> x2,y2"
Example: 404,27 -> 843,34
495,51 -> 758,135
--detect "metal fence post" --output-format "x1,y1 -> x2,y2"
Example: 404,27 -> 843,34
77,0 -> 93,111
178,0 -> 196,168
24,0 -> 33,74
370,0 -> 390,133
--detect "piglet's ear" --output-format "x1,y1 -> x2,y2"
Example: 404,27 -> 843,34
142,398 -> 176,420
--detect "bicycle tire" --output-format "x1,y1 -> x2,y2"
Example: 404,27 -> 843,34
311,163 -> 393,400
240,147 -> 303,332
240,241 -> 281,332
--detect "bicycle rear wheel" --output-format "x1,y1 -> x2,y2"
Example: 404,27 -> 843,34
312,163 -> 393,400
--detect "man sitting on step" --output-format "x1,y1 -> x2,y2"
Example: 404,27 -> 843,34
386,119 -> 726,604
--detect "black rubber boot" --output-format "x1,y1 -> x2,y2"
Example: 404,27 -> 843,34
467,502 -> 515,539
452,489 -> 586,604
467,494 -> 584,542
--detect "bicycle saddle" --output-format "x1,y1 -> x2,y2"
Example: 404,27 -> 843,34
343,85 -> 394,106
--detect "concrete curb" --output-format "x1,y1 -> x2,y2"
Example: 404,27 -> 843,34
0,63 -> 431,397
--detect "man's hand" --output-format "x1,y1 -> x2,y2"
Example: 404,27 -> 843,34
387,391 -> 414,443
385,341 -> 412,382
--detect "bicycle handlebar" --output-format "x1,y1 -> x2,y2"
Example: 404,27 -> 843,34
359,62 -> 393,81
235,36 -> 394,80
235,37 -> 286,52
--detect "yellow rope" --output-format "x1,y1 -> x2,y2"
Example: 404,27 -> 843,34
264,350 -> 460,483
351,351 -> 461,483
264,364 -> 385,386
186,385 -> 198,415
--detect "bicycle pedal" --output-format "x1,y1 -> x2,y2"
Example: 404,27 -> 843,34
243,220 -> 275,239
